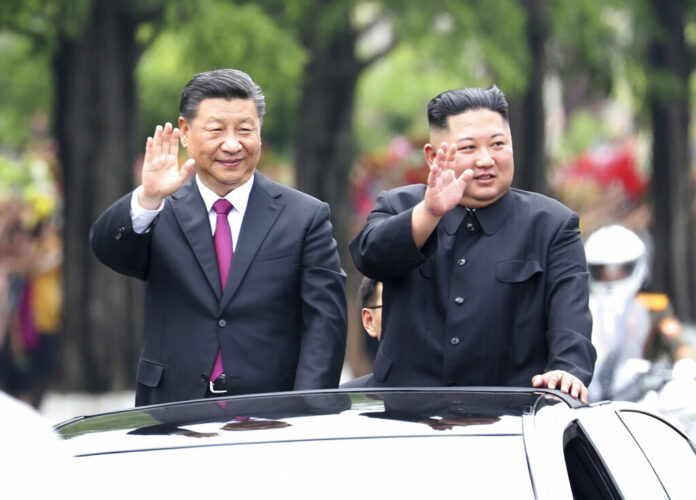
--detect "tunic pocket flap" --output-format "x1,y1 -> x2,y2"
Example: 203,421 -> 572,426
496,259 -> 542,283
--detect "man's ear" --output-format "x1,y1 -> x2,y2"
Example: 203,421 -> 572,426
178,116 -> 189,148
423,143 -> 436,166
361,308 -> 378,338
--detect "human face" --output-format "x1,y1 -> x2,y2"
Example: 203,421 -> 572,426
179,97 -> 261,197
425,108 -> 514,208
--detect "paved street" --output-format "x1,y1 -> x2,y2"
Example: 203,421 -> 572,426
40,390 -> 135,425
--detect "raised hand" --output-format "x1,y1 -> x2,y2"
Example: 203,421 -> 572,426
139,122 -> 196,209
411,142 -> 474,249
423,142 -> 473,217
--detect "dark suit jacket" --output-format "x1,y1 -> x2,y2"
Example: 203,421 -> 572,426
349,186 -> 595,388
90,172 -> 347,406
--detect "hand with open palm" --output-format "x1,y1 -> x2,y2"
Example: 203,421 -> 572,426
411,142 -> 474,249
423,142 -> 473,217
139,122 -> 195,210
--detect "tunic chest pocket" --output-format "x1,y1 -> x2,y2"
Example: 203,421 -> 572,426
496,259 -> 542,283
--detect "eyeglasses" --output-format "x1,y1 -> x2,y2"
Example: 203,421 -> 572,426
364,305 -> 382,309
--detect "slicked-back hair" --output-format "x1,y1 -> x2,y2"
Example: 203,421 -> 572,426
179,68 -> 266,125
427,85 -> 508,130
358,277 -> 380,309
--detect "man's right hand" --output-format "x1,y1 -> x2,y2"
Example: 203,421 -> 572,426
411,142 -> 473,248
424,142 -> 473,217
139,122 -> 196,210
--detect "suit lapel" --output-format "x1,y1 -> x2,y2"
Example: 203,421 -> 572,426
171,178 -> 223,300
218,172 -> 284,314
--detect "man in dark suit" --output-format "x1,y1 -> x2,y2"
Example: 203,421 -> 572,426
91,69 -> 347,406
349,86 -> 595,403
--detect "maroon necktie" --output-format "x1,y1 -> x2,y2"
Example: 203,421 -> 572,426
211,199 -> 233,383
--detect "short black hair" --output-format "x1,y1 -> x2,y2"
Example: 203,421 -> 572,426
427,85 -> 508,130
358,277 -> 381,309
179,68 -> 266,125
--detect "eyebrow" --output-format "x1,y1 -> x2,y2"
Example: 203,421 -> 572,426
456,133 -> 505,143
204,116 -> 256,126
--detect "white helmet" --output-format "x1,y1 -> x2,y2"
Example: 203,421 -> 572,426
584,224 -> 647,299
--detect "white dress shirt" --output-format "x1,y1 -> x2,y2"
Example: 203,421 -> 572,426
130,174 -> 254,251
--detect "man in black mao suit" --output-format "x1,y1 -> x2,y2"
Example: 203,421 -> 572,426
350,86 -> 595,403
91,69 -> 347,406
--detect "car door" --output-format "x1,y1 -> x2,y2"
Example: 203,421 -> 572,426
575,404 -> 677,499
616,409 -> 696,499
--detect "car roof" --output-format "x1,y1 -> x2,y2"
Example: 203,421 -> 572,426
52,388 -> 589,498
55,387 -> 579,453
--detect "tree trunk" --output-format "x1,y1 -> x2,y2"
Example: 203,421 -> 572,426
294,5 -> 359,265
55,0 -> 146,392
510,0 -> 548,195
293,3 -> 369,376
647,0 -> 696,321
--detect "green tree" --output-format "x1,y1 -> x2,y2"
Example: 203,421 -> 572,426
547,0 -> 696,321
508,0 -> 549,194
1,0 -> 179,391
0,33 -> 53,151
642,0 -> 696,320
246,0 -> 529,262
137,1 -> 306,152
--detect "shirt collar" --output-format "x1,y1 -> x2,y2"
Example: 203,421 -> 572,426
471,189 -> 514,235
196,174 -> 254,216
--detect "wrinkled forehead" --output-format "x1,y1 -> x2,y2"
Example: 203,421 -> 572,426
188,97 -> 260,124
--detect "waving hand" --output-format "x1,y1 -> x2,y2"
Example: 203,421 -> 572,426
411,142 -> 473,248
139,122 -> 195,210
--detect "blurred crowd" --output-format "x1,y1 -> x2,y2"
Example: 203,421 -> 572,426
0,146 -> 62,409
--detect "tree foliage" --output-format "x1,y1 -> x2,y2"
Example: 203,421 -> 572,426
0,34 -> 53,150
137,0 -> 306,151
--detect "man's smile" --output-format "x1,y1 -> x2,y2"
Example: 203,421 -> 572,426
216,157 -> 244,167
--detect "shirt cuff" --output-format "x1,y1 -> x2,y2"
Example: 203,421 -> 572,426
130,185 -> 165,234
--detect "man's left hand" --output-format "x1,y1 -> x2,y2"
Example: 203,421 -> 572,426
532,370 -> 588,404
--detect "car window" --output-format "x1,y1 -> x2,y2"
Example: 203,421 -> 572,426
575,406 -> 668,499
563,422 -> 622,500
618,410 -> 696,500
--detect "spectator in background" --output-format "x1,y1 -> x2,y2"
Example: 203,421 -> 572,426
0,203 -> 35,406
359,277 -> 383,342
341,277 -> 382,388
27,219 -> 63,408
0,202 -> 63,409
